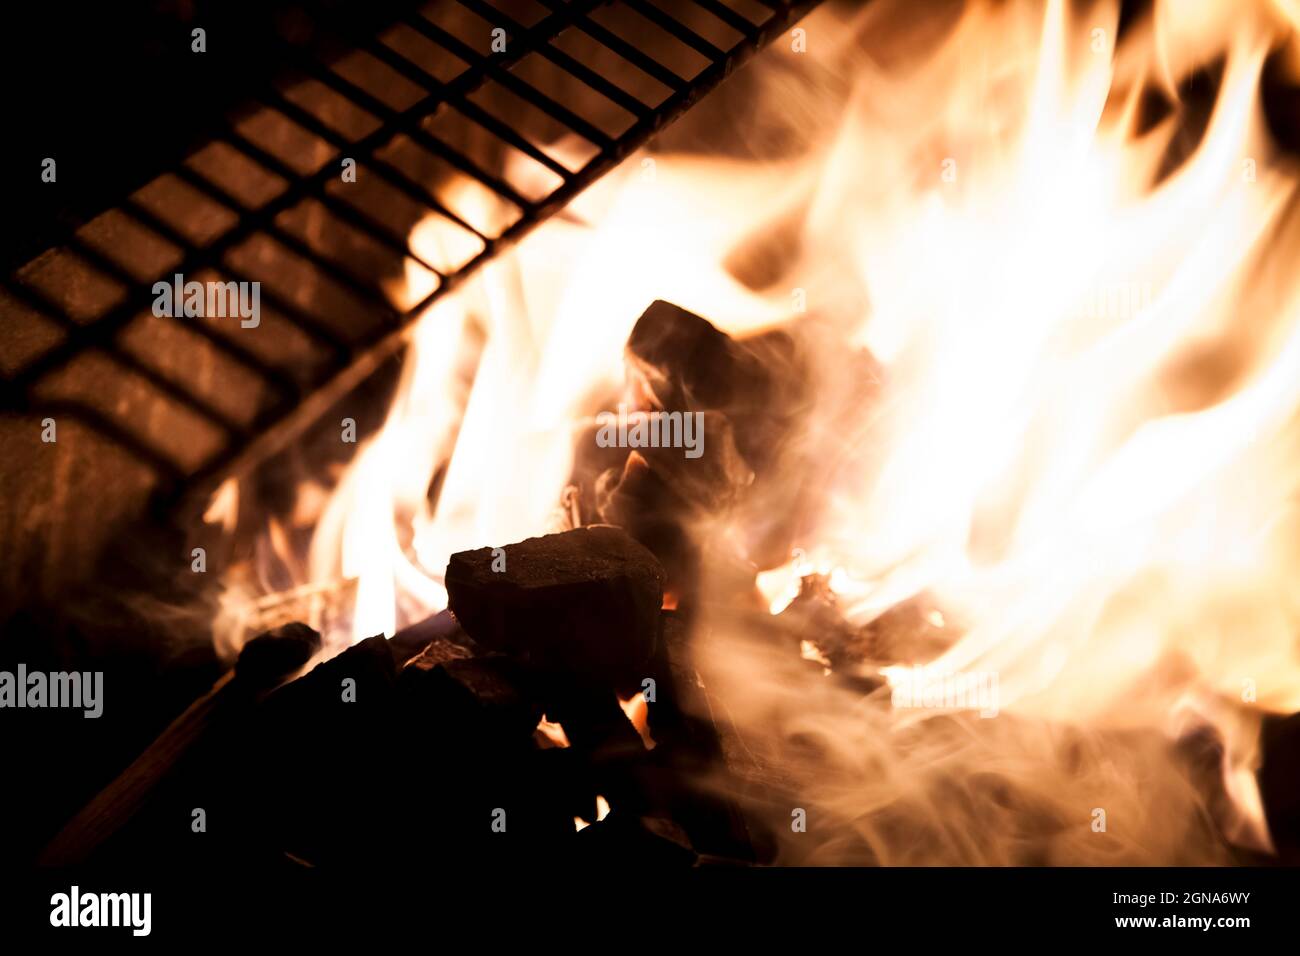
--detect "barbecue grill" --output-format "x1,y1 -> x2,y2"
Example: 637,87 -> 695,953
0,0 -> 821,610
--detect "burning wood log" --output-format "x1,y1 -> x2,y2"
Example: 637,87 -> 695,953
387,607 -> 473,667
618,299 -> 883,574
445,525 -> 665,693
591,413 -> 753,594
625,299 -> 806,470
36,622 -> 322,867
595,411 -> 754,517
239,615 -> 638,867
596,453 -> 700,596
400,655 -> 545,748
224,634 -> 407,867
233,621 -> 324,687
40,530 -> 891,870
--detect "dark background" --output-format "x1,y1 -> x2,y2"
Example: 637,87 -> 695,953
0,0 -> 418,272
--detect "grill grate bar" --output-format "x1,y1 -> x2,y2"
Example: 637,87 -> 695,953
348,39 -> 578,183
283,54 -> 540,211
531,42 -> 657,120
561,15 -> 692,92
235,90 -> 495,245
686,0 -> 764,35
397,13 -> 616,151
68,197 -> 298,401
215,130 -> 449,313
623,0 -> 729,61
37,400 -> 190,484
253,92 -> 454,275
0,274 -> 246,443
215,138 -> 414,315
151,166 -> 365,354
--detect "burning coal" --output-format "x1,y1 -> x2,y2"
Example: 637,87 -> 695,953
594,406 -> 707,460
209,0 -> 1300,864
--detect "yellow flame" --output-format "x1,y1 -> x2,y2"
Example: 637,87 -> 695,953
218,0 -> 1300,862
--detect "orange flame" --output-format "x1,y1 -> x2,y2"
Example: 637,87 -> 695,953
213,0 -> 1300,862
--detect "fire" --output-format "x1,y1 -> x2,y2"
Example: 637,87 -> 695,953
211,0 -> 1300,863
828,0 -> 1300,723
574,795 -> 612,833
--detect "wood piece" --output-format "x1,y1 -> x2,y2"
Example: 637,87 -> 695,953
36,622 -> 324,867
593,412 -> 754,563
388,607 -> 473,667
599,411 -> 753,515
626,301 -> 809,468
236,635 -> 399,867
400,655 -> 543,747
595,452 -> 698,595
445,525 -> 665,692
580,410 -> 754,596
233,621 -> 321,687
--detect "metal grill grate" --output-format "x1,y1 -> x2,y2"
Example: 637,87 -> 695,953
1,0 -> 822,523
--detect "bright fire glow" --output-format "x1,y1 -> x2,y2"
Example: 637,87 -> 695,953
212,0 -> 1300,863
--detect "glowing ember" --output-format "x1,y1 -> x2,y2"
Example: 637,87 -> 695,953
574,795 -> 612,833
534,716 -> 572,750
620,691 -> 656,749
